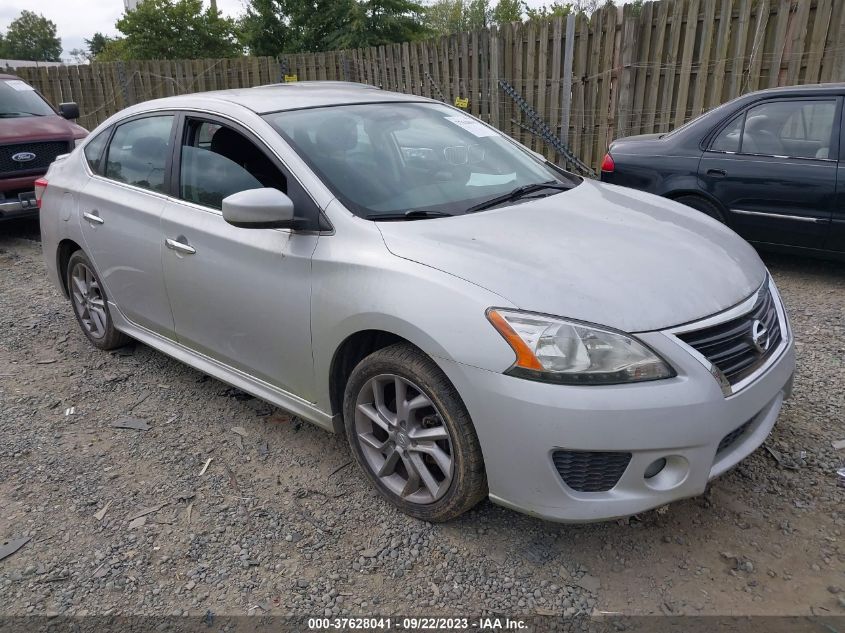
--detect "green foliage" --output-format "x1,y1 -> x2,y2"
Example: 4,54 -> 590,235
85,33 -> 115,58
339,0 -> 429,48
114,0 -> 241,60
0,10 -> 63,62
490,0 -> 522,25
240,0 -> 428,55
239,0 -> 289,56
524,2 -> 572,20
424,0 -> 490,36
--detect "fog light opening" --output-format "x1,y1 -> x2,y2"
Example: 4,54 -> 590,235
644,458 -> 667,479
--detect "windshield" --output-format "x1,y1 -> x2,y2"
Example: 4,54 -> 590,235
0,78 -> 55,118
264,102 -> 579,218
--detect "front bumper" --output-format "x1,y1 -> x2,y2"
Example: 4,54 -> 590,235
0,189 -> 38,221
436,319 -> 795,523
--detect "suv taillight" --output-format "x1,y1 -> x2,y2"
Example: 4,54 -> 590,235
34,178 -> 48,209
600,153 -> 615,173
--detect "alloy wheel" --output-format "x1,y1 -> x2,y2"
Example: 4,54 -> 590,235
353,374 -> 454,504
70,262 -> 108,339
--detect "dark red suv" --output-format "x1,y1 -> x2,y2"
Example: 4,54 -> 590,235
1,73 -> 87,221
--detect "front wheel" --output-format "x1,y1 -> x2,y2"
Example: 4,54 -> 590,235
343,343 -> 487,522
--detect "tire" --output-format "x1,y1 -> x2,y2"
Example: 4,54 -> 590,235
673,194 -> 726,223
343,343 -> 487,522
66,250 -> 131,351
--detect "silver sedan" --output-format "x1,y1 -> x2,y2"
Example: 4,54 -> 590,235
38,82 -> 795,522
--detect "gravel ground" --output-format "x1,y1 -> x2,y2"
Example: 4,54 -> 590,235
1,219 -> 844,618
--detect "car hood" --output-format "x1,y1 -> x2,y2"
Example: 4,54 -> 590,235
0,115 -> 85,144
377,179 -> 766,332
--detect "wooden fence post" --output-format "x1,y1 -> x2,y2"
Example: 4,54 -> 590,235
560,13 -> 576,146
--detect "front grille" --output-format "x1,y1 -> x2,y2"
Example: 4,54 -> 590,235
717,420 -> 752,454
552,450 -> 631,492
0,141 -> 70,175
676,285 -> 782,385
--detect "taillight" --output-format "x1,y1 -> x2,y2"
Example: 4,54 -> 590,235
34,178 -> 48,209
600,153 -> 615,173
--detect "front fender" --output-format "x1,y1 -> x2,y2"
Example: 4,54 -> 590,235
309,207 -> 518,414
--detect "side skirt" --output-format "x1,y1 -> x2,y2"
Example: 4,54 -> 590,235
109,302 -> 336,432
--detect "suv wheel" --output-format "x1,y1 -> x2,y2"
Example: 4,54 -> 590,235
67,250 -> 131,350
343,343 -> 487,522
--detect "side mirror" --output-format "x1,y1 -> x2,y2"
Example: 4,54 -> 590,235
59,102 -> 80,120
222,188 -> 301,229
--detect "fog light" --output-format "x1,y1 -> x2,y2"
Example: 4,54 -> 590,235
644,458 -> 667,479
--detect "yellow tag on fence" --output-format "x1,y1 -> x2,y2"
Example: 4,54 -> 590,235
454,97 -> 469,109
284,74 -> 298,83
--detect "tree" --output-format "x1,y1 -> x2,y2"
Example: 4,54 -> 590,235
424,0 -> 490,35
465,0 -> 491,30
339,0 -> 429,48
85,33 -> 114,58
68,48 -> 89,64
240,0 -> 428,55
113,0 -> 241,60
491,0 -> 522,24
524,1 -> 572,20
239,0 -> 290,56
1,10 -> 62,62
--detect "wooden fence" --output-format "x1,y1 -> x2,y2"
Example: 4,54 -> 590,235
11,0 -> 845,170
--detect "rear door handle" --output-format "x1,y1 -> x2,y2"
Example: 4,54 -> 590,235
706,169 -> 727,178
165,238 -> 196,255
82,211 -> 104,224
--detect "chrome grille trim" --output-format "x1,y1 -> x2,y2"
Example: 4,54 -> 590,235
665,276 -> 790,397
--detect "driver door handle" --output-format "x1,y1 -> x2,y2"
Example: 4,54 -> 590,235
83,211 -> 104,224
165,238 -> 196,255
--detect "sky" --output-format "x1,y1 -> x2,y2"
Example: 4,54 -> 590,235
0,0 -> 556,61
0,0 -> 248,60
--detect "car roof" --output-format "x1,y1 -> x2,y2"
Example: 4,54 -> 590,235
134,81 -> 434,115
743,82 -> 845,98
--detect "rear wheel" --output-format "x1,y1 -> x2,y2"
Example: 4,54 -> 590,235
673,194 -> 726,223
343,343 -> 487,522
67,250 -> 131,350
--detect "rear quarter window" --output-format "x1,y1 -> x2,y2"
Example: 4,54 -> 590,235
83,128 -> 110,176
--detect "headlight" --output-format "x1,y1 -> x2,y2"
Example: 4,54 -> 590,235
486,308 -> 675,385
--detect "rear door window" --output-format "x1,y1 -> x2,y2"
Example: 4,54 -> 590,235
710,99 -> 837,159
105,115 -> 174,193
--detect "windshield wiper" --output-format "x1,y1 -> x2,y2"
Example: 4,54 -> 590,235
366,210 -> 454,221
465,181 -> 572,214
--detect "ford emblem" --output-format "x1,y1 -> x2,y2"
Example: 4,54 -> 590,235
11,151 -> 36,163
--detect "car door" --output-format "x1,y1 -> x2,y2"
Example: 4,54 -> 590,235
698,97 -> 840,248
160,114 -> 320,400
77,113 -> 177,336
830,105 -> 845,253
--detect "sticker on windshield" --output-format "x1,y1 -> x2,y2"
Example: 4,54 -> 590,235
445,116 -> 497,138
467,172 -> 516,186
5,80 -> 35,91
